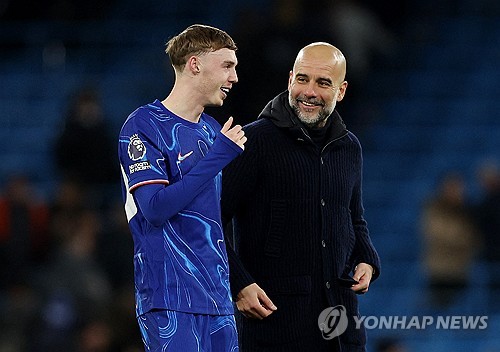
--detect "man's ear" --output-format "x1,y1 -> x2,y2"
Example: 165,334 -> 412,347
287,70 -> 293,90
337,81 -> 348,102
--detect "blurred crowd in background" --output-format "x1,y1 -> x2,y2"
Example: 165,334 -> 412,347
1,0 -> 499,351
0,87 -> 140,350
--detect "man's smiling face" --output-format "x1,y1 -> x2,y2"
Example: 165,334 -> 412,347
288,44 -> 347,128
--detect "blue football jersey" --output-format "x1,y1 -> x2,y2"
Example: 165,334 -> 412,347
118,100 -> 238,317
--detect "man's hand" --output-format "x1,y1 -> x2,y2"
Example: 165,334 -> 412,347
236,283 -> 277,320
351,263 -> 374,294
221,117 -> 247,150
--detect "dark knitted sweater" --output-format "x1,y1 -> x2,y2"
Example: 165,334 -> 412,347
222,91 -> 381,352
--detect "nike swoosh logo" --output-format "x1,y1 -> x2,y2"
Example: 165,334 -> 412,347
178,151 -> 194,161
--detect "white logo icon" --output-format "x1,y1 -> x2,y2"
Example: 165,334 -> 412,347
318,305 -> 348,339
128,134 -> 146,161
177,150 -> 194,162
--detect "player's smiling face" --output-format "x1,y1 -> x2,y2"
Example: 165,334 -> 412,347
197,48 -> 238,107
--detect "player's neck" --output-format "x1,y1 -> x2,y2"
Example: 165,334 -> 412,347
162,87 -> 203,123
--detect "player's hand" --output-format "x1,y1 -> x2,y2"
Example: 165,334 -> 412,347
351,263 -> 374,294
221,117 -> 247,150
236,283 -> 277,319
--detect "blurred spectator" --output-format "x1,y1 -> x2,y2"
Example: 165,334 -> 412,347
474,160 -> 500,309
54,86 -> 118,197
420,171 -> 480,309
96,199 -> 134,291
474,161 -> 500,263
0,175 -> 47,350
327,0 -> 397,93
90,200 -> 140,350
0,175 -> 49,351
77,318 -> 114,352
29,206 -> 113,351
76,313 -> 143,351
49,177 -> 87,248
0,174 -> 50,289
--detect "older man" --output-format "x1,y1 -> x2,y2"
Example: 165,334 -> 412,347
222,42 -> 380,352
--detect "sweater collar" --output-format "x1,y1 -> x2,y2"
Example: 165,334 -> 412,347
258,91 -> 348,142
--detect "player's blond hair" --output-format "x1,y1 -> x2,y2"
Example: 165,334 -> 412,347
165,24 -> 237,71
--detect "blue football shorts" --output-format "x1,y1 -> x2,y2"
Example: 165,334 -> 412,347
137,309 -> 239,352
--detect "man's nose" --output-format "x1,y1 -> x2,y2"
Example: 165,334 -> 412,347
303,82 -> 317,96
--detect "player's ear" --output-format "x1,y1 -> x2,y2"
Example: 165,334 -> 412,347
187,56 -> 200,74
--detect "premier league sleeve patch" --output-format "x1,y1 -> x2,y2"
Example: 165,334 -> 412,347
127,134 -> 151,174
128,134 -> 147,161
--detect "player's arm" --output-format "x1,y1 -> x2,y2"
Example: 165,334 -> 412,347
134,118 -> 245,226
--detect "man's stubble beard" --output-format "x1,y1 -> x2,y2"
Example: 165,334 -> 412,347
289,95 -> 335,129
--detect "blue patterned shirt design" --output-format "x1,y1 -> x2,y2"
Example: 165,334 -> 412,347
118,100 -> 235,317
